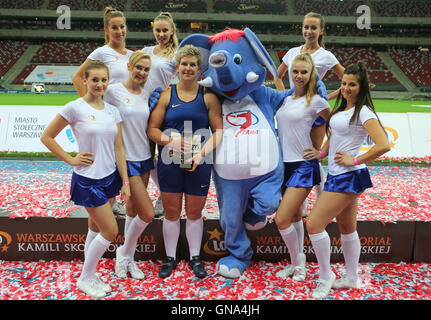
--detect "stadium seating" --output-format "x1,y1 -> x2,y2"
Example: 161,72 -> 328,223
132,0 -> 206,13
277,47 -> 399,84
30,41 -> 99,64
213,0 -> 287,14
0,40 -> 30,77
12,64 -> 39,84
326,47 -> 399,83
293,0 -> 363,16
48,0 -> 125,11
0,0 -> 42,9
388,49 -> 431,86
371,0 -> 431,17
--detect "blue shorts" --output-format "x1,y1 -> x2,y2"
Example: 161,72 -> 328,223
70,170 -> 122,207
283,159 -> 321,188
157,160 -> 211,196
324,167 -> 372,193
127,158 -> 154,177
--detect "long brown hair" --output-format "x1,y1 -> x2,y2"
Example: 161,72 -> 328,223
104,6 -> 126,49
327,61 -> 383,136
291,53 -> 318,107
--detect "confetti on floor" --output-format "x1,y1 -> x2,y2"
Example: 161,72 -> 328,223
1,161 -> 430,222
1,160 -> 430,300
0,259 -> 430,300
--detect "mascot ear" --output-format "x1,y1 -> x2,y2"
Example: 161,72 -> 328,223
244,28 -> 278,78
179,34 -> 211,80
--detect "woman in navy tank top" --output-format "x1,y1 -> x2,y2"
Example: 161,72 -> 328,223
147,45 -> 223,279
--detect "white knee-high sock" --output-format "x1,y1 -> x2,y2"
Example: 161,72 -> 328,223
80,234 -> 111,282
122,216 -> 149,258
341,231 -> 361,281
186,218 -> 204,259
279,225 -> 301,266
163,218 -> 181,259
315,163 -> 326,198
84,228 -> 99,258
292,220 -> 304,254
309,231 -> 332,280
124,215 -> 135,237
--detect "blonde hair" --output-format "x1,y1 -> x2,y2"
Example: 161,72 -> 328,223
304,12 -> 325,48
84,60 -> 109,79
153,12 -> 178,61
128,51 -> 151,87
291,53 -> 318,107
104,6 -> 127,48
175,45 -> 202,69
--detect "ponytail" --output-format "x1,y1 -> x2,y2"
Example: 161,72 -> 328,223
104,6 -> 127,49
152,12 -> 178,61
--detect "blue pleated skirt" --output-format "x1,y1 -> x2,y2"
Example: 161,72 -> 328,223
70,170 -> 122,207
127,158 -> 154,177
283,159 -> 321,188
324,167 -> 372,193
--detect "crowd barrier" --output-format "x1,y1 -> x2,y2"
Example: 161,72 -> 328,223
0,216 -> 428,263
0,105 -> 430,157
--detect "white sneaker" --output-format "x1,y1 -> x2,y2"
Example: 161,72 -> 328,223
332,276 -> 362,289
312,272 -> 336,299
276,265 -> 295,279
292,253 -> 306,282
112,200 -> 126,215
94,274 -> 112,293
128,260 -> 145,280
77,276 -> 106,299
154,196 -> 164,217
115,246 -> 130,279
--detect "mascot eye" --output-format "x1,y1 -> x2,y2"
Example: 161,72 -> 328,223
233,54 -> 242,64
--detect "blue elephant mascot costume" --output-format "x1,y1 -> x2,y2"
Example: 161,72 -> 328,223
179,28 -> 292,278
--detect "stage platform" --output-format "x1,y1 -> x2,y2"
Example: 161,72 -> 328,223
1,160 -> 430,263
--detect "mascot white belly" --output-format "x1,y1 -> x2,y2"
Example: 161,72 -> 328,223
214,96 -> 279,180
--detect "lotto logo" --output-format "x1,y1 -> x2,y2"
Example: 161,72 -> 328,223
0,231 -> 12,253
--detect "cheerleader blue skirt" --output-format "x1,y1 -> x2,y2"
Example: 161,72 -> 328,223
127,158 -> 154,177
283,159 -> 321,188
324,167 -> 372,193
70,170 -> 122,207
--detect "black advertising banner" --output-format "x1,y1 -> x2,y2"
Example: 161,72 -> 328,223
0,216 -> 418,263
0,217 -> 166,261
249,221 -> 415,263
413,222 -> 431,262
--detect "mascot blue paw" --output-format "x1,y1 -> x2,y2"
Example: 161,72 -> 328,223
216,256 -> 250,278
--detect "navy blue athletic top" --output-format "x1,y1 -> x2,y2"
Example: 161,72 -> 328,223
163,84 -> 209,132
159,84 -> 210,153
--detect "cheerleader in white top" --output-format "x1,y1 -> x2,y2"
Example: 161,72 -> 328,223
274,12 -> 345,99
41,61 -> 130,298
304,61 -> 390,299
103,51 -> 154,280
274,12 -> 346,217
274,53 -> 330,282
72,6 -> 132,217
141,12 -> 178,95
142,12 -> 179,216
72,7 -> 133,97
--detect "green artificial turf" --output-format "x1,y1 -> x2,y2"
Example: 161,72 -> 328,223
1,93 -> 431,113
